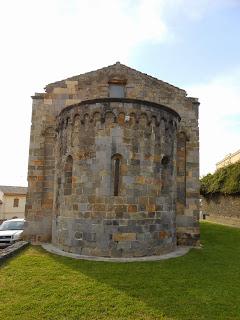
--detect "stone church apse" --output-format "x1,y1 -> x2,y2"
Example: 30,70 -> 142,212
25,63 -> 200,257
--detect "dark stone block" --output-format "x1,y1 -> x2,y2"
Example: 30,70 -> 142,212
149,224 -> 157,232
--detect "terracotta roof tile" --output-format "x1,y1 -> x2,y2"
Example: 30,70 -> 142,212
0,186 -> 27,195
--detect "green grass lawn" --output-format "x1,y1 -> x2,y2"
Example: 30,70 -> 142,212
1,222 -> 240,320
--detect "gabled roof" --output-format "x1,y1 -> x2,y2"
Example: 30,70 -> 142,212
45,62 -> 186,94
0,186 -> 27,195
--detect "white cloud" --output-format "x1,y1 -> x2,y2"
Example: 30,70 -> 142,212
0,0 -> 169,87
0,0 -> 239,185
0,0 -> 170,186
187,67 -> 240,176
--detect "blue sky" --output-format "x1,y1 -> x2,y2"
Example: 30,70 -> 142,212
0,0 -> 239,185
131,2 -> 240,86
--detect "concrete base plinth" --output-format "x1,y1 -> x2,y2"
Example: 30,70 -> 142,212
42,243 -> 191,262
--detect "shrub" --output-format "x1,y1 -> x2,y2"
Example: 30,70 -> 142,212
200,162 -> 240,195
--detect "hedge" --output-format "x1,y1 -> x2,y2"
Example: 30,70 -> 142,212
200,161 -> 240,195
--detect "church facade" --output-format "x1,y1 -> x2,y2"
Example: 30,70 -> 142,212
25,63 -> 200,257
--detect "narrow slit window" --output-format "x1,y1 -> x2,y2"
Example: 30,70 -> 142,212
112,154 -> 122,196
114,158 -> 120,196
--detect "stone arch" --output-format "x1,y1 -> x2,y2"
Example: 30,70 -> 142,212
105,111 -> 115,125
168,119 -> 174,128
73,113 -> 81,122
129,112 -> 137,126
60,120 -> 64,131
65,117 -> 70,128
160,117 -> 166,129
66,117 -> 72,150
72,114 -> 81,147
83,114 -> 90,125
160,118 -> 166,146
151,115 -> 158,127
117,112 -> 125,125
139,113 -> 148,127
92,112 -> 101,125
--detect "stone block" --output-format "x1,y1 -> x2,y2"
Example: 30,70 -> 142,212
128,205 -> 137,213
93,204 -> 106,211
113,233 -> 136,241
136,176 -> 145,184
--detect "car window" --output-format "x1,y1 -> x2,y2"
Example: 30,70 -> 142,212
0,221 -> 25,231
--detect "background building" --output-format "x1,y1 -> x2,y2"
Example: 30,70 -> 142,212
216,149 -> 240,170
0,186 -> 27,220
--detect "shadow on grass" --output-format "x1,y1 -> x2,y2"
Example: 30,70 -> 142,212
43,223 -> 240,319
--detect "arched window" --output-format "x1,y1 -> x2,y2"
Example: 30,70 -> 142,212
112,154 -> 122,196
64,155 -> 73,195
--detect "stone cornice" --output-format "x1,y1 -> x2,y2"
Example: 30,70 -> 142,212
59,98 -> 181,121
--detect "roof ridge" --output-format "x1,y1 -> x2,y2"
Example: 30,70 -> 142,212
45,62 -> 186,93
0,185 -> 28,195
0,185 -> 27,188
45,62 -> 119,91
116,62 -> 186,93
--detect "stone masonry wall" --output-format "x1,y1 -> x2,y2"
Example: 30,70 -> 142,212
202,194 -> 240,227
25,63 -> 199,247
51,99 -> 179,257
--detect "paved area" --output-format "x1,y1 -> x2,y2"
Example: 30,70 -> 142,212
42,243 -> 191,263
0,241 -> 29,264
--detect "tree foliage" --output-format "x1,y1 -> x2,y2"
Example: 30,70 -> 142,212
200,162 -> 240,195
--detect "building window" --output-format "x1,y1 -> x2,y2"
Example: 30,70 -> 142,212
161,155 -> 170,166
112,154 -> 122,196
64,155 -> 73,195
13,198 -> 19,207
109,84 -> 125,98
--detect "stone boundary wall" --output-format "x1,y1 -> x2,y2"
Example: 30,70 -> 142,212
0,241 -> 29,265
201,194 -> 240,227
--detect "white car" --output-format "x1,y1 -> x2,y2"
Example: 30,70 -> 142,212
0,218 -> 25,247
